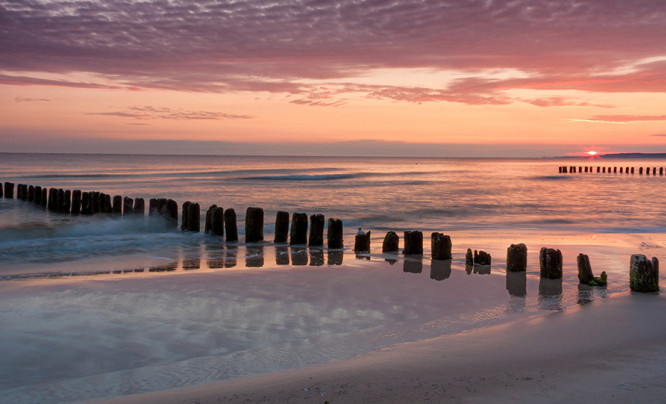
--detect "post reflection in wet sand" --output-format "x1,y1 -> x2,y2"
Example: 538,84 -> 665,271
430,259 -> 451,281
246,245 -> 264,268
538,277 -> 563,310
291,247 -> 308,266
275,246 -> 289,266
328,250 -> 343,265
403,258 -> 423,274
206,243 -> 225,269
225,245 -> 238,268
309,248 -> 324,266
505,271 -> 527,297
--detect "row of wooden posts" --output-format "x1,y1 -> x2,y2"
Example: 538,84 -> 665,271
559,166 -> 665,175
3,181 -> 659,293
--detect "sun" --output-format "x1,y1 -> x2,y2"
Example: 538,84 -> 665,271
586,150 -> 598,156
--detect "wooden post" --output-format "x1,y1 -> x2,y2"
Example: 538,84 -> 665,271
431,232 -> 452,260
0,182 -> 3,198
205,204 -> 217,233
403,231 -> 423,255
577,253 -> 593,284
113,195 -> 123,215
474,250 -> 491,265
166,199 -> 177,226
620,167 -> 623,173
56,189 -> 65,213
47,188 -> 56,211
327,218 -> 344,249
181,201 -> 191,231
631,167 -> 634,174
639,167 -> 643,174
309,214 -> 325,246
506,243 -> 527,272
224,208 -> 238,242
122,197 -> 133,215
27,185 -> 34,202
661,167 -> 664,176
613,167 -> 617,173
630,255 -> 659,292
188,202 -> 200,232
211,206 -> 224,237
290,212 -> 308,245
274,211 -> 290,243
596,167 -> 600,173
63,190 -> 71,214
382,231 -> 399,252
81,192 -> 91,215
539,247 -> 562,279
71,190 -> 81,214
102,193 -> 112,214
354,230 -> 371,252
34,186 -> 42,205
245,207 -> 264,242
133,198 -> 145,216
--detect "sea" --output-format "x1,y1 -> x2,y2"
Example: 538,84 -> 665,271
0,153 -> 665,402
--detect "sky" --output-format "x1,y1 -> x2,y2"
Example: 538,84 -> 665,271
1,0 -> 666,157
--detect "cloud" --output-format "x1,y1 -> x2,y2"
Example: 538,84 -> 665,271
88,106 -> 253,120
573,114 -> 666,123
652,134 -> 666,137
14,96 -> 50,103
1,0 -> 665,103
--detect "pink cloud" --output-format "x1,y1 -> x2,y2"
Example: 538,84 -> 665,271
88,106 -> 253,120
1,0 -> 665,103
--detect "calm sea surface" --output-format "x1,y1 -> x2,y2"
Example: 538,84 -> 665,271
2,153 -> 666,273
1,153 -> 665,402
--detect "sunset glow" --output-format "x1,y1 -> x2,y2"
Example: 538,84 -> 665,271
2,1 -> 666,156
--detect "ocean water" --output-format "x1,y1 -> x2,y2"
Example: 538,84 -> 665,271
0,153 -> 665,402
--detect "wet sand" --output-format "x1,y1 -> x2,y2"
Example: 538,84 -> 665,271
99,292 -> 666,403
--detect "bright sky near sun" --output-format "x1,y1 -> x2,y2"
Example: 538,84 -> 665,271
1,0 -> 666,156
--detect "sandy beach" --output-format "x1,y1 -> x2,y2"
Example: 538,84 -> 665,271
99,292 -> 666,403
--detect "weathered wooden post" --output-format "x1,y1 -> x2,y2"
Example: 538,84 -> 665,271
63,190 -> 71,213
274,211 -> 290,243
0,182 -> 3,198
224,208 -> 238,242
149,198 -> 159,217
205,204 -> 217,233
56,189 -> 65,213
27,185 -> 34,202
577,253 -> 593,285
630,255 -> 659,292
474,250 -> 491,265
211,206 -> 224,236
431,232 -> 452,260
661,167 -> 664,176
290,212 -> 308,245
181,201 -> 191,231
34,186 -> 42,205
647,167 -> 651,175
602,167 -> 606,173
506,243 -> 527,272
613,167 -> 617,173
596,167 -> 600,173
134,198 -> 145,216
382,231 -> 399,252
354,230 -> 371,252
639,167 -> 643,174
40,188 -> 47,207
466,248 -> 473,267
188,202 -> 200,232
539,247 -> 562,279
69,190 -> 80,214
309,214 -> 325,246
245,207 -> 264,242
403,231 -> 423,255
81,192 -> 91,215
327,218 -> 344,249
91,192 -> 100,214
113,195 -> 123,215
47,188 -> 56,211
631,167 -> 635,174
162,199 -> 175,226
620,167 -> 623,173
122,197 -> 133,215
102,193 -> 112,214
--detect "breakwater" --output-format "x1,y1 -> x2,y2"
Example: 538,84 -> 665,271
2,180 -> 660,292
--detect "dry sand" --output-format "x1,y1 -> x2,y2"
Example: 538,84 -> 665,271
98,292 -> 666,403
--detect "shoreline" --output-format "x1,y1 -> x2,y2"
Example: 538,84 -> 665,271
97,291 -> 666,403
